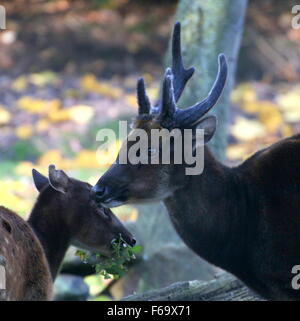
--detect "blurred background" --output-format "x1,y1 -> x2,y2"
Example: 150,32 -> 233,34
0,0 -> 300,300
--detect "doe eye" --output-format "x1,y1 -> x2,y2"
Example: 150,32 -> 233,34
103,207 -> 112,218
96,207 -> 111,220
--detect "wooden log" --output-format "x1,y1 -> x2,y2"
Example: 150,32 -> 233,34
123,273 -> 264,301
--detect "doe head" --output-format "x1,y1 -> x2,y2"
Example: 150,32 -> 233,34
32,165 -> 136,256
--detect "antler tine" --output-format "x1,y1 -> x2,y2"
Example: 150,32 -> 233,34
160,68 -> 176,127
178,54 -> 228,127
172,22 -> 195,103
137,77 -> 151,115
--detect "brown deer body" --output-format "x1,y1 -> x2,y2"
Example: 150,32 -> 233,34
92,23 -> 300,300
0,165 -> 135,301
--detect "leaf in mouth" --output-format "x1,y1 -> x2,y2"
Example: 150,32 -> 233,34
75,235 -> 142,280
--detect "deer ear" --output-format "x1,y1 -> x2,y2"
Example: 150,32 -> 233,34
32,169 -> 49,192
48,165 -> 69,194
194,116 -> 217,144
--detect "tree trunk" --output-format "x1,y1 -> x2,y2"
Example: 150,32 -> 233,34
172,0 -> 248,161
110,0 -> 248,299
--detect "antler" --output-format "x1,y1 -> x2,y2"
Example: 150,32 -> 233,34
176,54 -> 227,127
137,22 -> 194,116
137,78 -> 151,115
159,68 -> 177,127
135,22 -> 228,127
171,22 -> 195,103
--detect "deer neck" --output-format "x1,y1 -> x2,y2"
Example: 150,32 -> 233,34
164,147 -> 249,276
28,188 -> 71,280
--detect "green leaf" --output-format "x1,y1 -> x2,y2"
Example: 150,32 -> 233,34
75,235 -> 142,280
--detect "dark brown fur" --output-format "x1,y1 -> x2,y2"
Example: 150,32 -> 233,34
93,126 -> 300,300
0,166 -> 135,301
92,22 -> 300,301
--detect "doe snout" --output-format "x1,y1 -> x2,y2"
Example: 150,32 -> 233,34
119,233 -> 136,247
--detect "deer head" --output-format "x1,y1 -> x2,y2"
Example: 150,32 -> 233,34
91,22 -> 227,207
31,165 -> 136,258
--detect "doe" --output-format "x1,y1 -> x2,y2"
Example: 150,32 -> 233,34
0,165 -> 135,300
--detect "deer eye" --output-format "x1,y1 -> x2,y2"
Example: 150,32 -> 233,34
95,206 -> 110,220
102,207 -> 112,220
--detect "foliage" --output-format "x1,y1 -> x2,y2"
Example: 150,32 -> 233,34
76,237 -> 142,280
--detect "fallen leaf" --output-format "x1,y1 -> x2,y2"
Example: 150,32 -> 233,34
257,101 -> 282,133
230,117 -> 266,141
68,105 -> 95,125
15,125 -> 34,140
12,76 -> 28,92
0,106 -> 11,125
226,144 -> 248,161
231,83 -> 257,105
276,90 -> 300,122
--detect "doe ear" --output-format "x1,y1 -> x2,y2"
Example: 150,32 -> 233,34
194,115 -> 217,145
32,169 -> 49,192
48,165 -> 69,194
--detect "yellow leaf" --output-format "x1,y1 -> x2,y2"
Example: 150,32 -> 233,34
80,74 -> 122,99
280,124 -> 293,138
0,180 -> 33,216
231,83 -> 256,105
125,94 -> 136,108
75,150 -> 99,168
146,87 -> 158,101
94,83 -> 122,99
226,144 -> 248,161
241,101 -> 260,114
68,105 -> 95,125
142,73 -> 152,85
36,118 -> 50,132
257,101 -> 282,133
12,76 -> 27,92
47,109 -> 70,122
16,125 -> 34,139
29,71 -> 58,87
96,140 -> 121,167
46,99 -> 61,114
38,150 -> 63,167
277,90 -> 300,111
277,90 -> 300,122
15,161 -> 35,176
0,106 -> 11,125
17,97 -> 44,114
80,74 -> 98,92
230,117 -> 266,141
17,97 -> 61,115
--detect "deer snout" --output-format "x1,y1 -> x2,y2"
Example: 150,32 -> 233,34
126,236 -> 136,247
91,183 -> 128,208
91,184 -> 108,203
118,233 -> 136,248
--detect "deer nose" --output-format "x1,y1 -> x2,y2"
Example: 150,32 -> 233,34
91,185 -> 107,202
122,236 -> 136,247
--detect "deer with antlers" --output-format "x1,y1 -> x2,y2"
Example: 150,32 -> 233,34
91,22 -> 300,300
0,165 -> 135,300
